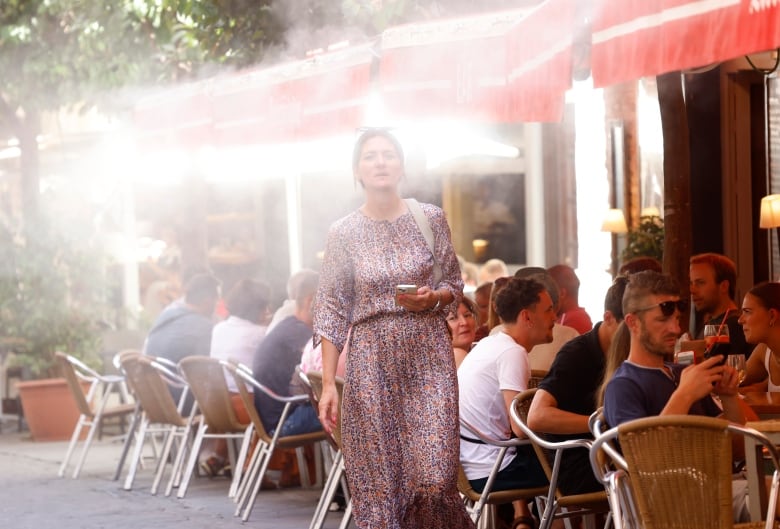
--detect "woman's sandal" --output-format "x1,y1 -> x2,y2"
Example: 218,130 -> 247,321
511,515 -> 537,529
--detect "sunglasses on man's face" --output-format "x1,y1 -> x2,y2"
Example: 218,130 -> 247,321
634,299 -> 688,317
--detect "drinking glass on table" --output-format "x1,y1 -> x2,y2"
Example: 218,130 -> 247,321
726,353 -> 747,385
703,324 -> 730,364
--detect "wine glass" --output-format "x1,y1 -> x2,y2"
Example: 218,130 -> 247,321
703,324 -> 730,363
727,353 -> 747,385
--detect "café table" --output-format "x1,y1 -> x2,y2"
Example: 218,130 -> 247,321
742,393 -> 780,521
744,418 -> 780,521
742,391 -> 780,419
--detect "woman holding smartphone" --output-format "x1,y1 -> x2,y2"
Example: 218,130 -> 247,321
314,129 -> 473,529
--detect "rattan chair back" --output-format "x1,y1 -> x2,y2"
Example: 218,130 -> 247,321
121,355 -> 188,427
616,415 -> 767,529
528,369 -> 548,389
56,351 -> 96,417
178,356 -> 248,433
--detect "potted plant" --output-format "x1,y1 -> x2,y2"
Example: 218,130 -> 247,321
621,214 -> 665,264
0,217 -> 106,440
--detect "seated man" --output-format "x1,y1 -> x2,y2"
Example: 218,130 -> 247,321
690,252 -> 753,358
459,277 -> 557,529
547,264 -> 593,334
144,273 -> 220,413
602,270 -> 747,521
252,270 -> 321,437
527,276 -> 628,495
514,266 -> 579,371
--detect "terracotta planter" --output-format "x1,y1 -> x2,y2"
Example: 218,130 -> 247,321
17,378 -> 87,442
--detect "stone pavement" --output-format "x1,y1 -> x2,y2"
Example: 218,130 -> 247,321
0,416 -> 347,529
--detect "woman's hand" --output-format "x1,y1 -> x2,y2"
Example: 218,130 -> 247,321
397,285 -> 438,312
713,363 -> 741,397
318,383 -> 340,434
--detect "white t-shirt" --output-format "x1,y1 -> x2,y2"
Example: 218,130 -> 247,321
209,316 -> 267,392
458,331 -> 530,480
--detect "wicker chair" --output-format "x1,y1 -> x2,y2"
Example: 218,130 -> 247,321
301,370 -> 351,529
589,414 -> 780,529
55,351 -> 136,479
528,369 -> 548,389
222,360 -> 327,522
458,416 -> 549,528
510,389 -> 611,529
176,356 -> 253,500
119,354 -> 196,495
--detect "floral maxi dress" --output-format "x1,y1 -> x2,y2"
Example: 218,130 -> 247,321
314,203 -> 475,529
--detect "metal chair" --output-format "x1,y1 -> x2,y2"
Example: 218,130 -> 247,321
223,360 -> 327,522
176,356 -> 253,499
589,414 -> 780,529
510,389 -> 611,529
119,354 -> 197,494
301,370 -> 351,529
458,416 -> 549,529
111,349 -> 143,482
55,351 -> 136,478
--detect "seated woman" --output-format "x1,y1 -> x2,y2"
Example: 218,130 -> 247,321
447,297 -> 479,368
739,282 -> 780,391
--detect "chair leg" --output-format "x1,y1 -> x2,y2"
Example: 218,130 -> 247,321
71,416 -> 101,479
123,416 -> 150,491
337,498 -> 353,529
58,415 -> 88,478
176,423 -> 207,498
296,446 -> 312,488
234,439 -> 268,515
151,424 -> 179,495
165,425 -> 193,497
113,402 -> 142,481
72,385 -> 115,479
309,450 -> 344,529
240,441 -> 278,522
229,427 -> 253,499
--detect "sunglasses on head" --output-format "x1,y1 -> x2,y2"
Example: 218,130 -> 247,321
634,299 -> 687,317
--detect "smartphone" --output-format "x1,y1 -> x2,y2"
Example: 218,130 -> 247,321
396,285 -> 417,306
396,284 -> 418,296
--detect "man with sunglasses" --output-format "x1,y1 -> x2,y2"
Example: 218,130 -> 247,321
603,270 -> 744,428
602,270 -> 749,522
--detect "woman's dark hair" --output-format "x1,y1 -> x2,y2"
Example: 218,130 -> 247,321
225,279 -> 271,322
747,281 -> 780,312
352,128 -> 405,172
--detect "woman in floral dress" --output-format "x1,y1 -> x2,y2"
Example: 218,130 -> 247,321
314,129 -> 474,529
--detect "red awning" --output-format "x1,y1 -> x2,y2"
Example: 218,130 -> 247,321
133,81 -> 213,151
591,0 -> 780,88
378,9 -> 526,123
211,43 -> 374,145
135,44 -> 374,149
506,0 -> 575,122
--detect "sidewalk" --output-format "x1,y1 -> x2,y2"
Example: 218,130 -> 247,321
0,416 -> 343,529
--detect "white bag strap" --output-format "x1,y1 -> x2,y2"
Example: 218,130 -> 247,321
404,198 -> 443,286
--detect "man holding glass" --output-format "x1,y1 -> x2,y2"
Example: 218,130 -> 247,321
602,270 -> 748,521
603,270 -> 744,427
690,253 -> 753,358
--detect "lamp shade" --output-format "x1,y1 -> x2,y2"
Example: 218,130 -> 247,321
601,208 -> 628,234
760,194 -> 780,229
